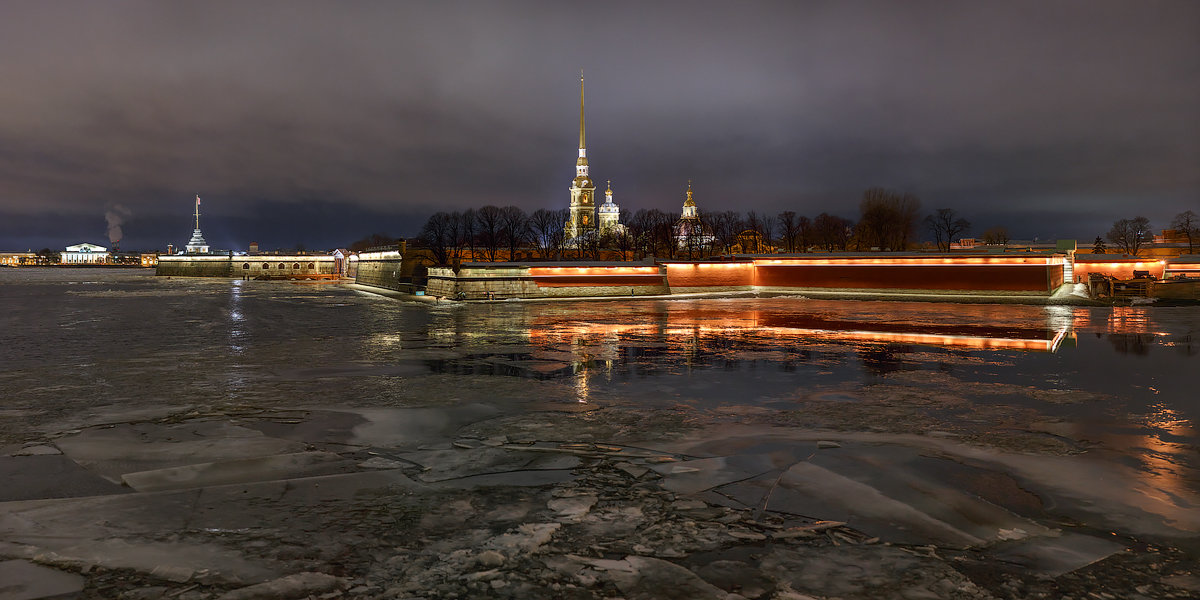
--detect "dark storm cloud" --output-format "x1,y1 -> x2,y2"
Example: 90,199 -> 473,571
0,0 -> 1196,249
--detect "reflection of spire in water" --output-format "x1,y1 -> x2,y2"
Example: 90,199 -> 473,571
228,280 -> 246,355
574,363 -> 590,403
225,280 -> 249,402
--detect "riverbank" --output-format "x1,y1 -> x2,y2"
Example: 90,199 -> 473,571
348,282 -> 1108,306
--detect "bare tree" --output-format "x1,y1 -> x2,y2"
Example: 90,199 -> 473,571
1092,236 -> 1106,254
460,208 -> 478,261
476,205 -> 503,262
419,213 -> 455,265
777,211 -> 798,252
924,208 -> 971,252
610,226 -> 635,261
578,231 -> 602,261
499,205 -> 529,261
707,210 -> 743,255
759,213 -> 776,252
857,188 -> 921,251
982,226 -> 1010,246
1171,210 -> 1198,253
814,213 -> 852,252
626,209 -> 654,260
529,208 -> 566,259
745,211 -> 763,246
1106,216 -> 1152,256
797,215 -> 812,253
651,210 -> 679,259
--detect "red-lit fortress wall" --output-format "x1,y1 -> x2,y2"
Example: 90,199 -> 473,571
528,266 -> 666,288
661,262 -> 755,292
751,257 -> 1064,294
1073,258 -> 1166,282
1164,259 -> 1200,279
420,256 -> 1068,299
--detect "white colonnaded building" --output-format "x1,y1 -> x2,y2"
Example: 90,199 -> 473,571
61,243 -> 110,264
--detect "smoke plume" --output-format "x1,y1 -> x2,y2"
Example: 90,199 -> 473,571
105,204 -> 132,244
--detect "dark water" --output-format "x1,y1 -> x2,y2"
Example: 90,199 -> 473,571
2,268 -> 1196,499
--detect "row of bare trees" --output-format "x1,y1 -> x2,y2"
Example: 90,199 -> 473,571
421,206 -> 572,266
1096,210 -> 1197,256
415,188 -> 1184,265
416,204 -> 864,265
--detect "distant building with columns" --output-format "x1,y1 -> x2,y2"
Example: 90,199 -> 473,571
62,243 -> 109,264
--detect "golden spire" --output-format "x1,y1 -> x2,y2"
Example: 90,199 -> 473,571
684,180 -> 696,207
578,70 -> 586,151
606,180 -> 612,195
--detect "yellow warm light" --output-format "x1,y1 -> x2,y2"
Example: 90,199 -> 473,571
530,266 -> 659,277
665,263 -> 750,270
752,256 -> 1056,267
533,320 -> 1069,353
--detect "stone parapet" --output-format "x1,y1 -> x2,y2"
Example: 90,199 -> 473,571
353,251 -> 405,290
157,255 -> 336,278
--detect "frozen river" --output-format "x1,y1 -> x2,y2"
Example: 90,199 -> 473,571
1,268 -> 1197,598
3,268 -> 1195,464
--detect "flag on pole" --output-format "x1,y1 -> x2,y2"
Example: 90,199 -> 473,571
196,195 -> 201,205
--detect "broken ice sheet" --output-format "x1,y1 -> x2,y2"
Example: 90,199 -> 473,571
120,451 -> 355,492
649,453 -> 787,495
986,532 -> 1125,576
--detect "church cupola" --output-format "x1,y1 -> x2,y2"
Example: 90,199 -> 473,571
598,179 -> 621,233
681,180 -> 698,220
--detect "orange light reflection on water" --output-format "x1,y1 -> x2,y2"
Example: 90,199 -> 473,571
1127,404 -> 1197,528
531,312 -> 1070,354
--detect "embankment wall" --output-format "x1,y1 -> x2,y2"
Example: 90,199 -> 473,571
156,256 -> 231,277
354,254 -> 1072,300
353,251 -> 406,291
1073,258 -> 1166,282
157,255 -> 337,278
753,257 -> 1064,294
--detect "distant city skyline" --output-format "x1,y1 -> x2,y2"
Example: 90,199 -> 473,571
0,0 -> 1197,251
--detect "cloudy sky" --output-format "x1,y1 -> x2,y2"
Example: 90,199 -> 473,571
0,0 -> 1197,251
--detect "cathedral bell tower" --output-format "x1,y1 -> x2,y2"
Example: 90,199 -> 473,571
565,72 -> 596,242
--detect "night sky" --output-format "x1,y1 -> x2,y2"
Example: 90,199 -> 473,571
1,0 -> 1197,252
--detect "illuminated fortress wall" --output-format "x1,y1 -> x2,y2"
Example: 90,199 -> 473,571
353,251 -> 406,290
425,264 -> 670,299
408,255 -> 1067,299
751,256 -> 1065,294
661,262 -> 755,293
1073,257 -> 1166,282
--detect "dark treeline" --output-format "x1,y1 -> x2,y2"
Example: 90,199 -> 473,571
412,204 -> 867,266
373,194 -> 1199,265
403,188 -> 1200,265
407,189 -> 956,266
